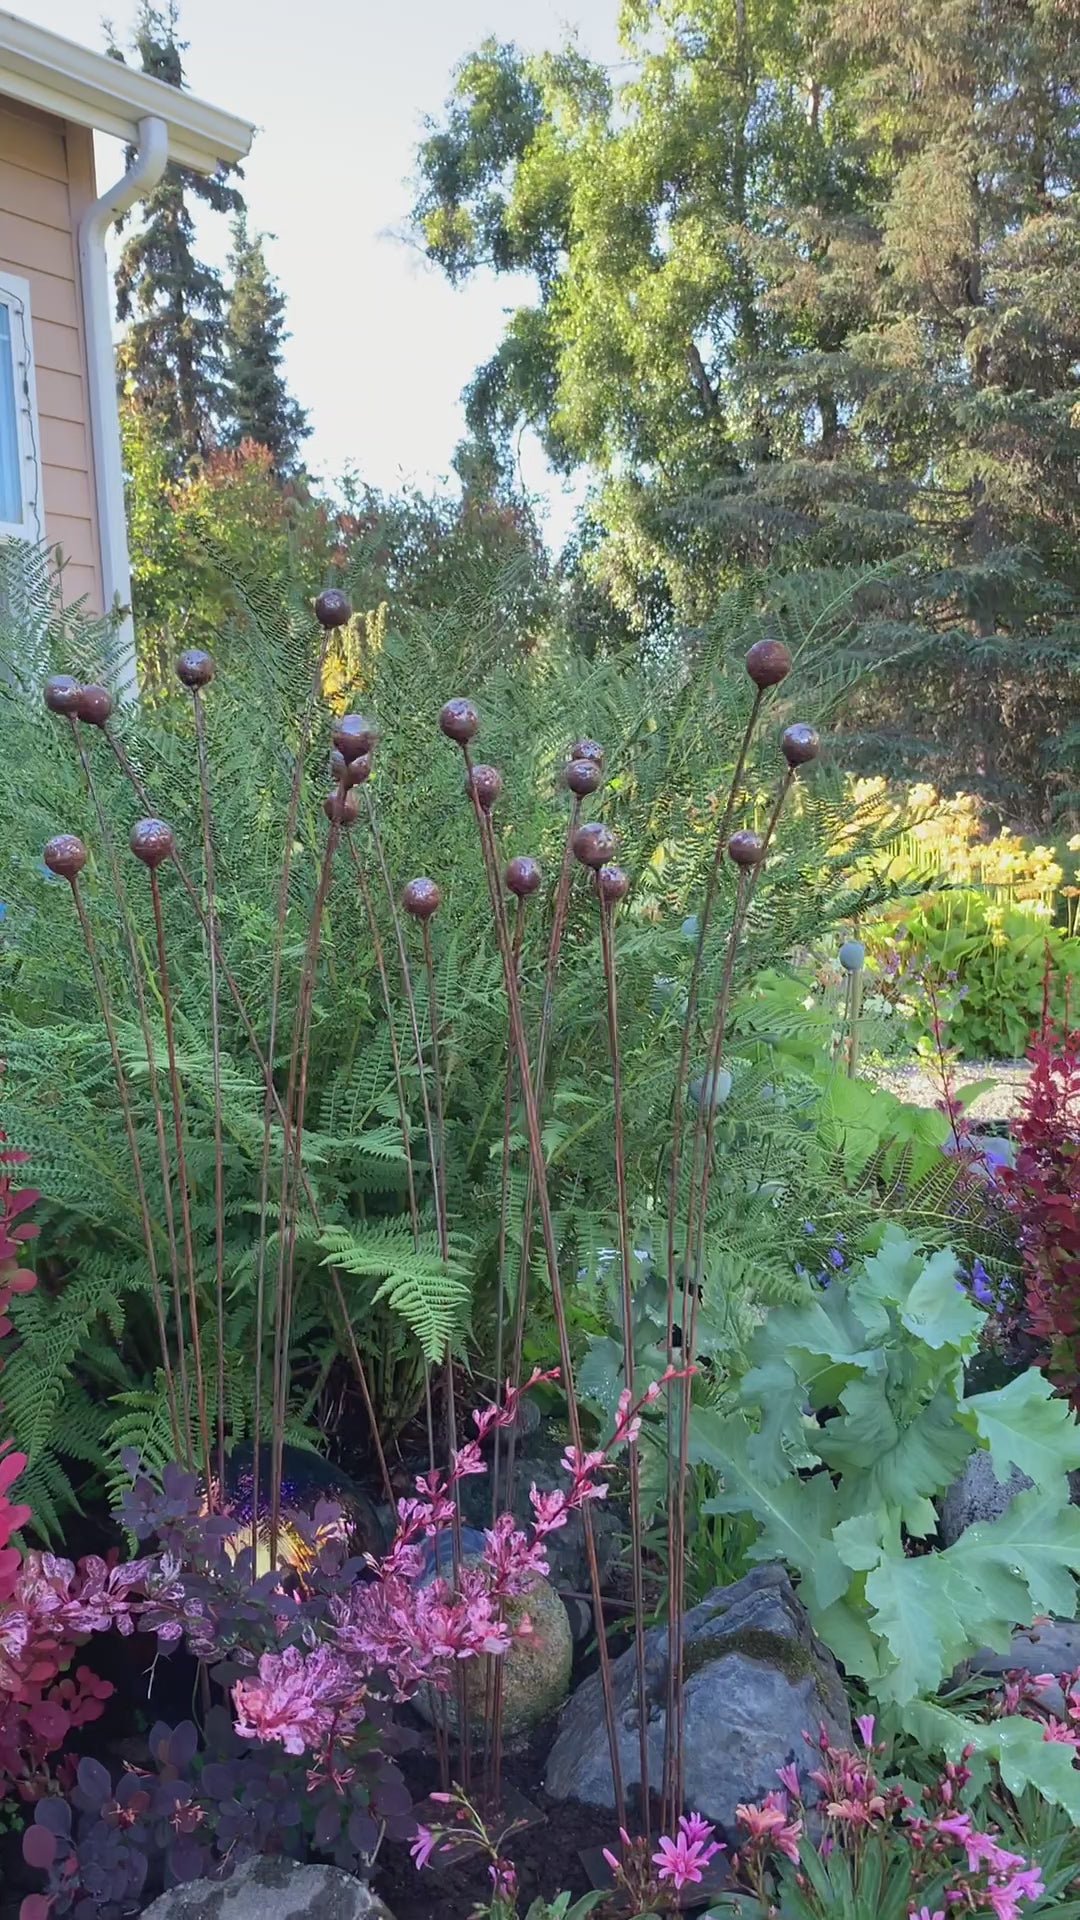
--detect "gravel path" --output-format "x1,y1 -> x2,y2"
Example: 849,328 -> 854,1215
869,1059 -> 1030,1124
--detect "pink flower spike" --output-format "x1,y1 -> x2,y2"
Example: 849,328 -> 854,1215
601,1847 -> 619,1876
910,1909 -> 946,1920
776,1761 -> 801,1796
429,1791 -> 454,1803
678,1811 -> 720,1849
410,1825 -> 437,1870
855,1713 -> 875,1747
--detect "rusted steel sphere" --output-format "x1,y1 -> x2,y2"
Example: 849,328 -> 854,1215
565,757 -> 603,797
505,855 -> 542,898
331,748 -> 372,788
728,829 -> 766,868
439,697 -> 479,745
402,876 -> 441,920
332,712 -> 377,761
569,737 -> 604,767
745,638 -> 792,689
781,722 -> 820,768
43,834 -> 87,880
465,763 -> 502,811
324,787 -> 360,826
176,648 -> 215,690
596,862 -> 629,904
74,683 -> 114,726
315,588 -> 351,630
43,674 -> 81,715
130,818 -> 175,868
572,821 -> 617,870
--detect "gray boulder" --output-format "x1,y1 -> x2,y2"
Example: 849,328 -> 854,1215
545,1564 -> 851,1831
940,1449 -> 1033,1547
140,1856 -> 393,1920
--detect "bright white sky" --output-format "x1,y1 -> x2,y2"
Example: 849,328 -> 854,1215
39,0 -> 624,541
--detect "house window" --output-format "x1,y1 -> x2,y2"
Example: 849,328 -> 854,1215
0,271 -> 42,543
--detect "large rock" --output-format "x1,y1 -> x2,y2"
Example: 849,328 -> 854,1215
140,1856 -> 393,1920
417,1569 -> 573,1739
940,1449 -> 1033,1547
545,1564 -> 851,1831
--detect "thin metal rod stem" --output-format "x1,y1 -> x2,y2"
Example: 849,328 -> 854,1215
504,795 -> 580,1507
68,876 -> 182,1454
147,865 -> 214,1501
462,768 -> 626,1826
598,883 -> 650,1835
662,685 -> 763,1822
250,630 -> 329,1563
271,817 -> 340,1556
69,720 -> 190,1456
103,716 -> 389,1510
345,832 -> 421,1248
191,687 -> 226,1496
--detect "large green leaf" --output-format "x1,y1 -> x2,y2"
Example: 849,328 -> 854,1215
902,1700 -> 1080,1823
690,1409 -> 849,1612
899,1247 -> 983,1351
820,1379 -> 974,1523
848,1227 -> 980,1356
944,1488 -> 1080,1630
869,1488 -> 1080,1703
864,1550 -> 979,1703
963,1368 -> 1080,1489
751,1287 -> 882,1409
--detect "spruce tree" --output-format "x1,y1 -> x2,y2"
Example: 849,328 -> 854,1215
111,2 -> 244,469
223,214 -> 309,470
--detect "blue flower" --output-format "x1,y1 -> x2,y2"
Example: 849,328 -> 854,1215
802,1220 -> 816,1236
827,1245 -> 846,1270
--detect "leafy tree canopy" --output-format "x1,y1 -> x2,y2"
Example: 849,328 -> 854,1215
412,0 -> 1080,818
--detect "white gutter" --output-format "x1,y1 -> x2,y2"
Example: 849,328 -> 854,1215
0,12 -> 253,172
77,113 -> 167,700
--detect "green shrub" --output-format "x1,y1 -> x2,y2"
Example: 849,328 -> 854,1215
873,890 -> 1080,1058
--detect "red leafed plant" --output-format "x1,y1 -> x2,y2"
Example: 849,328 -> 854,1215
0,1077 -> 119,1806
1000,1014 -> 1080,1405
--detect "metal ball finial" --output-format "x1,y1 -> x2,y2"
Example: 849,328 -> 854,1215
572,821 -> 617,870
130,819 -> 175,868
315,588 -> 351,630
43,674 -> 81,716
505,855 -> 542,898
569,737 -> 604,767
596,862 -> 629,903
728,829 -> 766,868
745,638 -> 792,689
565,757 -> 602,797
402,877 -> 441,920
331,748 -> 372,788
439,698 -> 479,745
74,683 -> 114,726
43,834 -> 87,881
324,788 -> 360,825
465,763 -> 502,811
176,649 -> 215,690
332,713 -> 377,762
781,723 -> 820,768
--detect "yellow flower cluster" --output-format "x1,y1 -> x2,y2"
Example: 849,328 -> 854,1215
845,778 -> 1065,913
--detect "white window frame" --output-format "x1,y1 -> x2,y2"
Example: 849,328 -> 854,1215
0,269 -> 43,544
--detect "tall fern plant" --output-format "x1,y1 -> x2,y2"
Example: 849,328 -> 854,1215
0,537 -> 914,1536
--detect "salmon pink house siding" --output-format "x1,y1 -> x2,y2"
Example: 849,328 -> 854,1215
0,96 -> 102,610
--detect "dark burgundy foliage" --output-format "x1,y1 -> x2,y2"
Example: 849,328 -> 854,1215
1001,1018 -> 1080,1405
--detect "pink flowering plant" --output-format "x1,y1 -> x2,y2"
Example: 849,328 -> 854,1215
726,1720 -> 1054,1920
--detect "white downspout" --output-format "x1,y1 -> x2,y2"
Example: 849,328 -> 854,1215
77,113 -> 168,701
